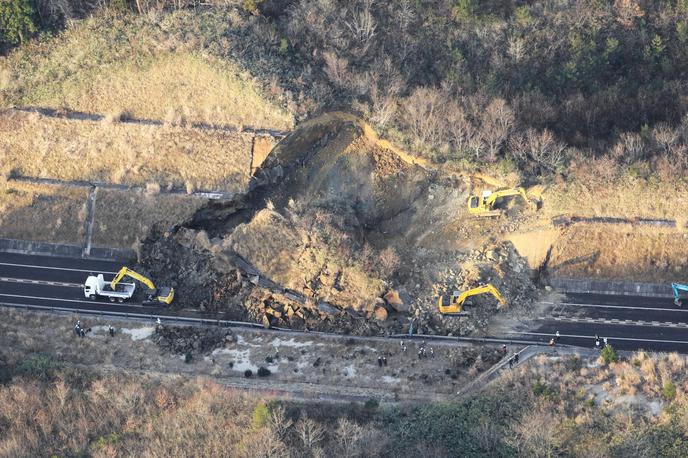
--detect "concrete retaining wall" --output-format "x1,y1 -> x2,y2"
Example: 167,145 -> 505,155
0,238 -> 134,261
551,277 -> 673,298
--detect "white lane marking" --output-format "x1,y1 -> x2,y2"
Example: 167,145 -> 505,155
540,301 -> 684,313
0,293 -> 145,307
0,277 -> 81,288
0,262 -> 117,274
514,331 -> 688,345
539,315 -> 688,329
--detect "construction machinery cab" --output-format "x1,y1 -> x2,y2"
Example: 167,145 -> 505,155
439,284 -> 506,315
84,274 -> 104,297
467,187 -> 538,217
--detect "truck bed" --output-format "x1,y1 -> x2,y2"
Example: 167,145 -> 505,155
99,282 -> 135,297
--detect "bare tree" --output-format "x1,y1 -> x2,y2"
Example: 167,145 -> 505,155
479,98 -> 515,162
334,418 -> 365,457
295,417 -> 325,450
444,99 -> 475,156
402,87 -> 443,151
652,123 -> 679,155
345,0 -> 377,57
378,246 -> 400,277
611,132 -> 645,164
247,430 -> 290,458
614,0 -> 645,28
510,129 -> 566,173
323,51 -> 351,88
507,404 -> 558,457
268,405 -> 293,440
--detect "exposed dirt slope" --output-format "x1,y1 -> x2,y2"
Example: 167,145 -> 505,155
142,113 -> 537,336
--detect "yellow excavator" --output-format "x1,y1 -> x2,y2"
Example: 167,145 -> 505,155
467,187 -> 538,217
111,267 -> 175,305
438,284 -> 506,315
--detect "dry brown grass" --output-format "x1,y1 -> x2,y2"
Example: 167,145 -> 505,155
92,189 -> 206,249
542,176 -> 688,221
0,110 -> 254,191
0,181 -> 87,244
0,12 -> 293,131
547,224 -> 688,282
56,51 -> 294,131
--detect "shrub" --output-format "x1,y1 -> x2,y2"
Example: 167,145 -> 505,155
16,353 -> 60,381
244,369 -> 253,378
257,366 -> 271,377
601,345 -> 618,365
242,0 -> 262,14
532,380 -> 558,400
0,0 -> 37,45
663,381 -> 676,401
91,433 -> 121,451
364,398 -> 379,409
252,402 -> 269,428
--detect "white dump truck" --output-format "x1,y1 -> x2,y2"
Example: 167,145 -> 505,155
84,274 -> 135,302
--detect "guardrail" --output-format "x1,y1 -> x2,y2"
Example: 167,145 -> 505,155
551,277 -> 673,298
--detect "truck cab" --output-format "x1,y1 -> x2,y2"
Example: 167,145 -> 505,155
84,274 -> 135,302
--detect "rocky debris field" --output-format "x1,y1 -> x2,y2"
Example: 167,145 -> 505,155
154,325 -> 235,355
140,114 -> 539,337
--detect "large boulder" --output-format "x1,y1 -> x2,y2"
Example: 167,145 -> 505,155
374,306 -> 388,321
384,289 -> 409,312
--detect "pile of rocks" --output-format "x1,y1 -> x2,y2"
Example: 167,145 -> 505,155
154,325 -> 234,355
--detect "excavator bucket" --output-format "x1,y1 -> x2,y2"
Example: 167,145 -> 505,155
154,287 -> 174,305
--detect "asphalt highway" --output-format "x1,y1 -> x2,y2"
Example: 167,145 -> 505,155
521,292 -> 688,352
0,252 -> 161,315
3,251 -> 688,352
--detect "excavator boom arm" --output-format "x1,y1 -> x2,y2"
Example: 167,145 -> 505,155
111,267 -> 156,291
484,187 -> 528,207
672,283 -> 688,305
456,284 -> 506,307
439,283 -> 506,314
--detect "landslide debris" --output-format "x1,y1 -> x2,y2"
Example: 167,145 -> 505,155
141,113 -> 537,336
154,325 -> 234,355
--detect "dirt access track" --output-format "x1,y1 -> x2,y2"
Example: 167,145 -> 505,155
0,309 -> 506,403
